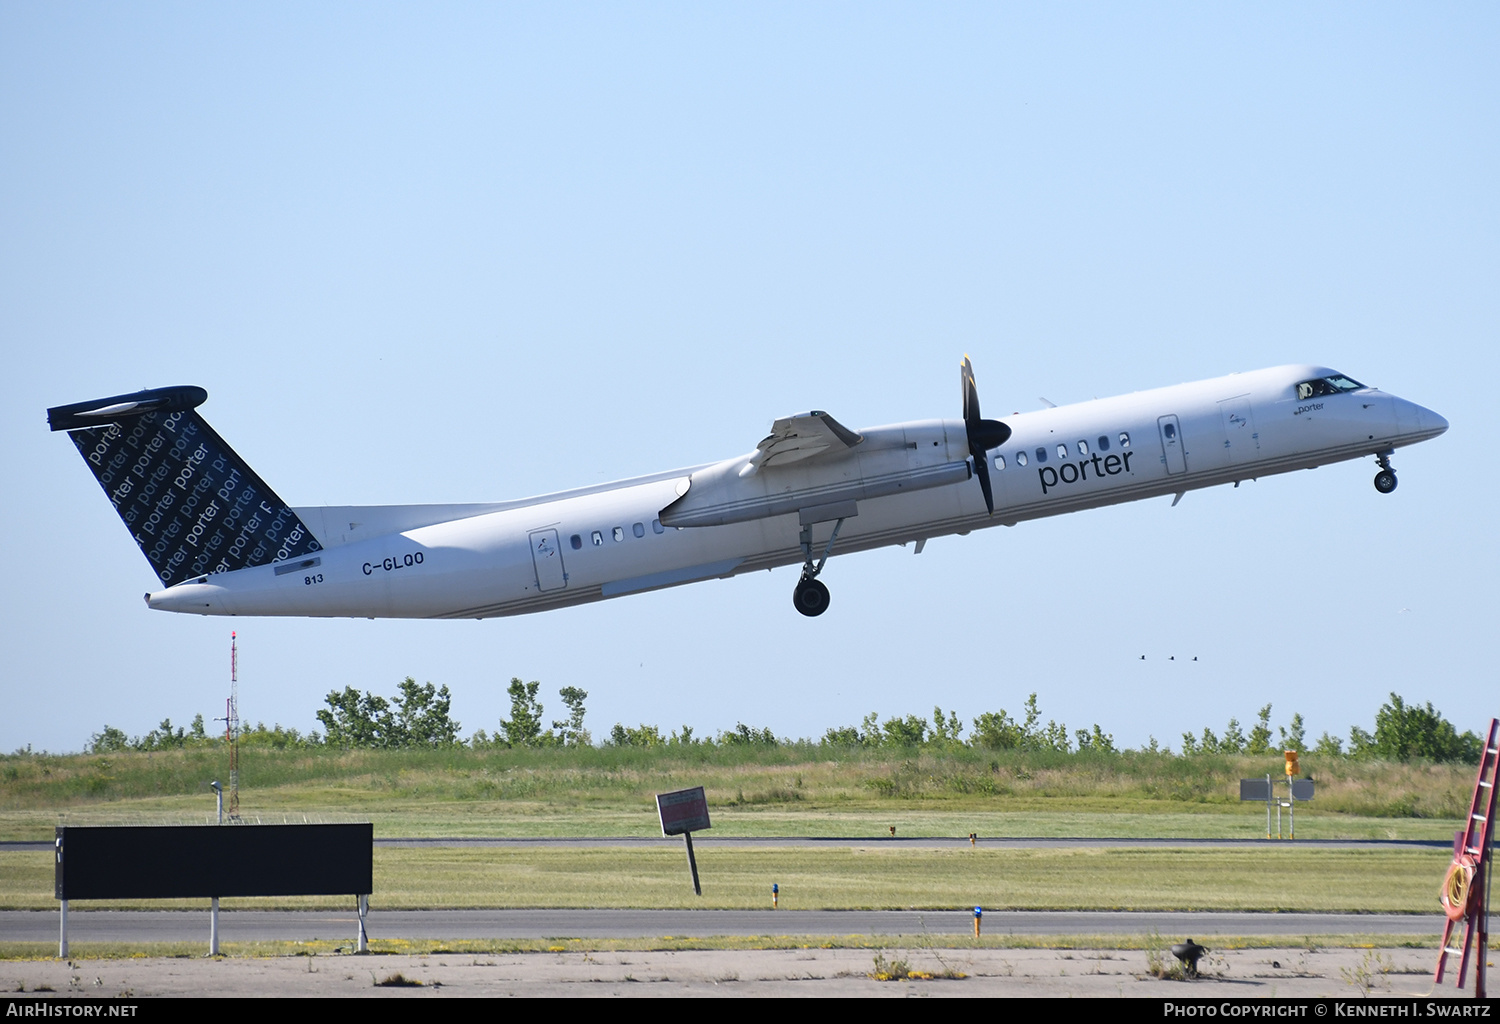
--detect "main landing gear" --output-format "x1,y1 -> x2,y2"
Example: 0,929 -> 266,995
1373,451 -> 1398,494
793,517 -> 846,617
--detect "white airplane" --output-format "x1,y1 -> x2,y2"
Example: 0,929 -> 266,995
49,360 -> 1446,619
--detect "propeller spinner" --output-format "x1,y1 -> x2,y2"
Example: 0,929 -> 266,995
961,356 -> 1012,515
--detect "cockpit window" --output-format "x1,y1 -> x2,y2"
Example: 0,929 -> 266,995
1296,375 -> 1366,400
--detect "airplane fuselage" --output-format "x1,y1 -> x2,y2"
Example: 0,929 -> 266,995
138,364 -> 1446,619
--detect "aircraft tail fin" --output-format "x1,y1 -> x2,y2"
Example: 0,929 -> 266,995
48,386 -> 322,586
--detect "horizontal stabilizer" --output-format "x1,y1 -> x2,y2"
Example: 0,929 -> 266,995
48,386 -> 321,585
48,386 -> 208,432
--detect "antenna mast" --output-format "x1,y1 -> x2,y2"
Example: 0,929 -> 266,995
227,631 -> 240,820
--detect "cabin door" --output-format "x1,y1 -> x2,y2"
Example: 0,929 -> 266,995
1218,395 -> 1260,465
1157,415 -> 1187,475
529,529 -> 568,592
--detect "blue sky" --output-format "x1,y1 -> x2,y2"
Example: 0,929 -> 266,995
2,3 -> 1495,754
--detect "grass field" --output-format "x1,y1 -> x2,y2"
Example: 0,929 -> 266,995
0,844 -> 1451,912
0,744 -> 1477,842
0,743 -> 1467,949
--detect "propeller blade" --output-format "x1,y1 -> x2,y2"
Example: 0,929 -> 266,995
960,355 -> 1011,515
962,356 -> 981,423
973,448 -> 995,515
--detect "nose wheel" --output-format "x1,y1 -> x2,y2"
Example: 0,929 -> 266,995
793,577 -> 830,617
792,517 -> 846,617
1373,451 -> 1397,494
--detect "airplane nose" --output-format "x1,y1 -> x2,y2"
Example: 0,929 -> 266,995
1421,406 -> 1449,436
1396,398 -> 1448,441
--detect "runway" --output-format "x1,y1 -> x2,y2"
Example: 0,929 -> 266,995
0,836 -> 1452,852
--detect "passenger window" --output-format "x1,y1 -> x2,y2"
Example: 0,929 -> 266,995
633,522 -> 645,538
591,531 -> 603,546
1057,444 -> 1068,460
993,454 -> 1005,471
1035,447 -> 1048,464
570,534 -> 582,550
652,519 -> 665,534
612,527 -> 624,542
1077,440 -> 1089,456
1097,435 -> 1110,452
1119,432 -> 1131,448
1016,451 -> 1028,467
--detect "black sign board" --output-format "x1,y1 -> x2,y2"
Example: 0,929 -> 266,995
1239,779 -> 1272,801
657,787 -> 711,836
55,824 -> 373,901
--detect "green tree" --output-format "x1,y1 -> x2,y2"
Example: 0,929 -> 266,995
1021,693 -> 1043,737
1011,694 -> 1070,753
87,725 -> 129,753
1313,731 -> 1344,756
929,707 -> 964,746
240,722 -> 314,749
881,714 -> 928,747
499,678 -> 548,747
971,709 -> 1024,750
138,718 -> 186,751
1371,694 -> 1480,763
1075,724 -> 1116,753
1247,704 -> 1273,755
821,725 -> 864,746
392,678 -> 461,747
1219,717 -> 1246,754
1038,718 -> 1071,753
719,723 -> 779,746
608,723 -> 664,747
822,712 -> 884,748
1278,713 -> 1306,752
317,687 -> 391,748
973,693 -> 1065,751
551,686 -> 590,747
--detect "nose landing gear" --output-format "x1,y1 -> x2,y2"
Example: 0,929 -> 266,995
793,577 -> 830,616
1373,451 -> 1398,494
793,517 -> 846,617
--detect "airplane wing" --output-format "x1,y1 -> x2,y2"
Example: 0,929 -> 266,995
753,411 -> 864,468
